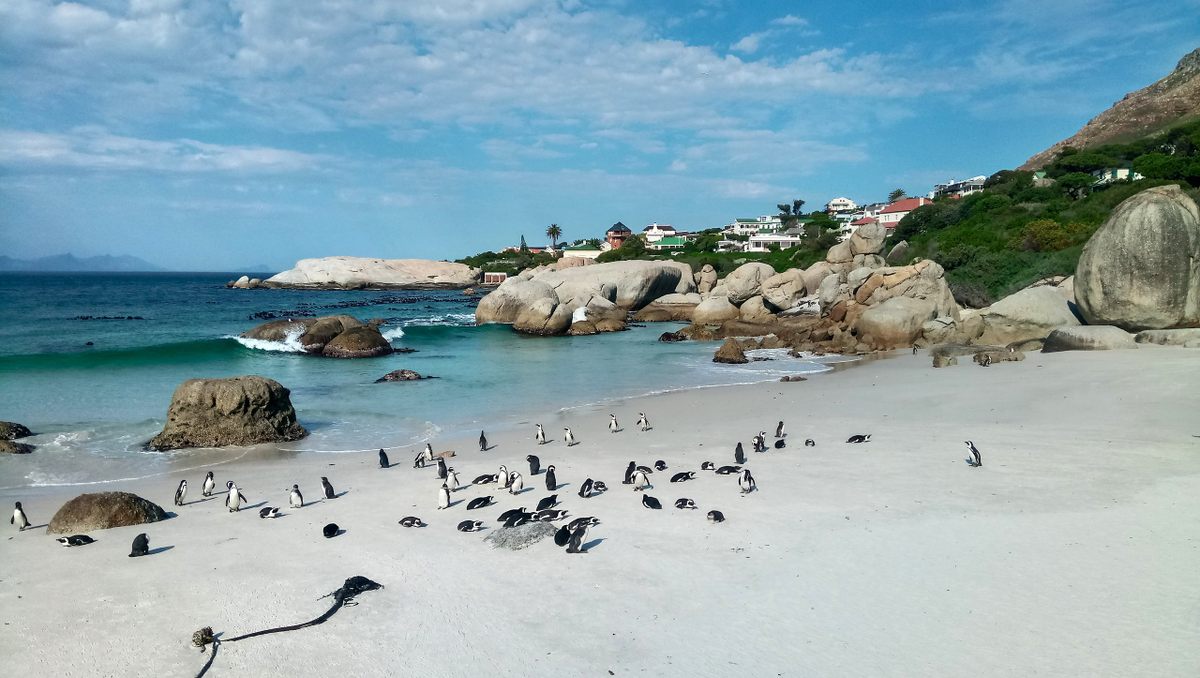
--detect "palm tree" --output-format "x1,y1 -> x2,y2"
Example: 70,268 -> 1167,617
546,223 -> 562,249
888,188 -> 907,203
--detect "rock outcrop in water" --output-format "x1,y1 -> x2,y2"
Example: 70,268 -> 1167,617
148,376 -> 307,450
48,492 -> 167,534
0,421 -> 34,454
265,257 -> 480,290
241,315 -> 394,358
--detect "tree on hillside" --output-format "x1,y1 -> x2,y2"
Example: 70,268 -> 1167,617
792,199 -> 805,215
1057,172 -> 1095,200
546,223 -> 562,248
888,188 -> 907,203
519,234 -> 529,253
777,203 -> 792,215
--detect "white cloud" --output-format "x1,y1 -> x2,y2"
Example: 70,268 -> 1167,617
771,15 -> 808,27
731,32 -> 765,54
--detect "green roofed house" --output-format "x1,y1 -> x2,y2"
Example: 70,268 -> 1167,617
647,235 -> 687,251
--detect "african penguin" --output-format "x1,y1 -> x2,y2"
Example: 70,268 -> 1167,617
567,516 -> 599,531
609,414 -> 620,433
225,482 -> 247,512
259,506 -> 281,519
637,412 -> 649,431
508,471 -> 525,495
804,439 -> 815,447
775,421 -> 785,438
466,496 -> 493,510
202,471 -> 215,497
399,516 -> 425,528
446,468 -> 460,491
527,454 -> 541,475
715,465 -> 741,475
173,479 -> 187,507
289,484 -> 304,508
128,533 -> 149,557
535,509 -> 568,522
437,458 -> 448,480
437,483 -> 451,509
965,440 -> 982,467
670,471 -> 695,483
497,465 -> 510,489
707,510 -> 725,523
641,494 -> 663,510
553,524 -> 572,547
472,473 -> 496,485
591,481 -> 608,493
378,449 -> 390,468
566,522 -> 590,554
734,442 -> 746,465
498,507 -> 527,523
424,443 -> 434,463
321,476 -> 336,499
479,430 -> 489,451
654,460 -> 667,471
675,498 -> 697,510
632,469 -> 651,491
413,451 -> 427,468
457,520 -> 484,532
563,427 -> 575,446
56,534 -> 95,547
578,478 -> 594,498
11,502 -> 30,531
544,465 -> 557,491
774,439 -> 786,449
535,424 -> 546,445
846,434 -> 871,444
536,494 -> 558,511
738,469 -> 757,494
623,461 -> 636,485
322,523 -> 340,538
700,461 -> 715,471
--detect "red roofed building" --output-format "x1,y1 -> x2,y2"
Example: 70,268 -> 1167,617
876,197 -> 931,231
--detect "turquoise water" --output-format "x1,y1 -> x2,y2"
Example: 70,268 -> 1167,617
0,273 -> 840,487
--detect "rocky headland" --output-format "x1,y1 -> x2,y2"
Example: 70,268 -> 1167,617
261,257 -> 481,290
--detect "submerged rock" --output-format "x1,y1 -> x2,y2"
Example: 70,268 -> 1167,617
321,326 -> 394,358
375,370 -> 431,382
0,441 -> 34,454
48,491 -> 167,534
148,376 -> 307,451
0,421 -> 32,440
713,338 -> 749,364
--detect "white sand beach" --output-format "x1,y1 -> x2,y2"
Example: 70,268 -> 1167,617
2,347 -> 1198,677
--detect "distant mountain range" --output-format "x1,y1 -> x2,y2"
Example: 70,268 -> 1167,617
0,253 -> 165,272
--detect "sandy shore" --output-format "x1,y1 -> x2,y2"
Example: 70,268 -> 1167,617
2,346 -> 1198,677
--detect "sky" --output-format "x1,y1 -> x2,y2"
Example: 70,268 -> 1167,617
1,0 -> 1197,271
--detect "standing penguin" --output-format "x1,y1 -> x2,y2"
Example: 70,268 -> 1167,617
535,424 -> 546,445
622,461 -> 636,485
965,441 -> 982,467
446,468 -> 460,492
632,469 -> 651,491
544,465 -> 557,491
479,431 -> 489,451
566,521 -> 590,554
775,421 -> 785,438
508,472 -> 524,495
563,427 -> 575,446
497,465 -> 510,489
637,412 -> 649,431
11,502 -> 30,531
225,482 -> 247,513
751,433 -> 763,453
738,469 -> 757,494
378,449 -> 390,469
437,458 -> 448,480
437,483 -> 451,509
129,533 -> 150,557
173,479 -> 188,507
413,451 -> 427,468
289,484 -> 304,508
609,414 -> 619,433
321,476 -> 336,499
527,454 -> 541,475
734,442 -> 746,465
423,443 -> 435,463
202,471 -> 215,497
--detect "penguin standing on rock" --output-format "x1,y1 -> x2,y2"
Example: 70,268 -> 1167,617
321,476 -> 336,499
11,502 -> 30,531
289,484 -> 304,508
378,449 -> 390,468
734,443 -> 746,465
202,472 -> 215,497
479,431 -> 489,451
527,454 -> 541,475
563,428 -> 576,446
545,465 -> 558,491
609,414 -> 620,433
225,482 -> 247,513
174,479 -> 188,507
437,483 -> 451,509
965,441 -> 982,467
535,424 -> 546,445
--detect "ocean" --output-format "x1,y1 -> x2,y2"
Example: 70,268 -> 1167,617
0,272 -> 845,488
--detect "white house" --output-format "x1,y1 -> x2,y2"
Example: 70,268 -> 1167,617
560,241 -> 612,260
932,176 -> 987,200
825,197 -> 858,213
642,222 -> 677,243
723,216 -> 783,237
747,233 -> 804,252
876,198 -> 932,232
1092,168 -> 1144,186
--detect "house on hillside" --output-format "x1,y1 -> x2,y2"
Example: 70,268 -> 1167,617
1092,167 -> 1144,186
560,242 -> 608,260
932,176 -> 986,199
647,235 -> 687,251
825,197 -> 858,213
723,216 -> 783,237
876,197 -> 932,233
606,222 -> 631,249
642,223 -> 677,243
747,232 -> 804,252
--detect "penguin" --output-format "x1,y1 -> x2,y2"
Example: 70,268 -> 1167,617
700,461 -> 715,471
466,496 -> 493,510
498,507 -> 528,523
734,442 -> 746,465
553,524 -> 572,547
174,479 -> 187,507
289,484 -> 304,508
707,510 -> 725,523
738,469 -> 757,494
437,483 -> 451,509
321,476 -> 336,500
503,512 -> 531,528
378,449 -> 390,468
641,494 -> 662,510
437,458 -> 448,480
622,461 -> 636,485
446,468 -> 460,492
472,473 -> 497,485
56,534 -> 95,547
258,506 -> 281,519
535,424 -> 546,445
846,434 -> 871,444
423,442 -> 434,463
527,454 -> 541,475
129,533 -> 149,557
545,465 -> 557,491
413,451 -> 427,469
609,414 -> 619,433
566,522 -> 590,554
457,520 -> 484,532
497,465 -> 510,489
535,509 -> 568,522
225,481 -> 247,512
637,412 -> 649,431
636,465 -> 654,475
775,421 -> 785,438
675,498 -> 697,510
591,481 -> 608,493
202,471 -> 215,497
774,439 -> 786,449
536,494 -> 558,511
632,469 -> 651,491
479,430 -> 489,451
654,460 -> 667,471
399,516 -> 425,528
965,440 -> 982,468
567,516 -> 599,531
578,478 -> 594,498
508,471 -> 525,495
670,471 -> 695,483
322,523 -> 340,538
563,427 -> 575,446
11,502 -> 30,531
715,465 -> 741,475
804,439 -> 815,447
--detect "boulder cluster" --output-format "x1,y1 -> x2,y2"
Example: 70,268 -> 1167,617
241,314 -> 394,358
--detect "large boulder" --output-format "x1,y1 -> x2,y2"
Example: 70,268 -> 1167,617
1075,185 -> 1200,330
475,279 -> 559,325
692,296 -> 740,324
0,421 -> 32,440
801,261 -> 834,298
695,264 -> 718,295
713,338 -> 749,364
148,376 -> 308,451
1042,325 -> 1138,352
723,262 -> 776,305
1134,328 -> 1200,347
978,286 -> 1080,345
856,297 -> 937,348
885,240 -> 910,264
632,293 -> 701,322
760,269 -> 807,312
0,441 -> 34,454
321,326 -> 393,358
738,295 -> 775,322
241,318 -> 311,343
47,492 -> 168,535
298,315 -> 363,351
849,221 -> 887,255
265,257 -> 481,290
826,240 -> 854,264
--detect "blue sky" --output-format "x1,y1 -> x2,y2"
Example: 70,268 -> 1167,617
1,0 -> 1196,271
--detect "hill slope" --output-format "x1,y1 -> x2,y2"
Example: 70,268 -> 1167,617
0,253 -> 164,272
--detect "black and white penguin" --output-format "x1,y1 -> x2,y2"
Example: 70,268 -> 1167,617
591,481 -> 608,493
609,414 -> 620,433
965,440 -> 982,467
700,461 -> 715,471
457,520 -> 484,532
399,516 -> 426,528
503,512 -> 531,528
479,430 -> 489,451
707,510 -> 725,523
622,461 -> 636,485
636,464 -> 654,475
804,439 -> 815,447
535,424 -> 546,445
498,507 -> 527,523
129,533 -> 149,557
641,494 -> 662,510
846,434 -> 871,444
553,524 -> 572,547
322,523 -> 340,538
289,484 -> 304,508
535,509 -> 568,522
446,468 -> 460,492
670,471 -> 695,483
437,483 -> 451,509
751,434 -> 762,453
774,439 -> 786,449
320,476 -> 336,499
674,498 -> 697,510
437,458 -> 448,480
466,496 -> 493,510
508,471 -> 525,495
567,516 -> 599,532
413,451 -> 427,468
527,454 -> 541,475
423,442 -> 434,463
472,473 -> 496,485
11,502 -> 29,531
225,481 -> 247,512
738,469 -> 757,494
56,534 -> 95,547
566,522 -> 590,554
544,465 -> 557,491
715,465 -> 741,475
497,464 -> 510,489
637,412 -> 649,431
734,442 -> 746,465
578,478 -> 594,498
202,471 -> 215,497
258,506 -> 281,519
378,449 -> 390,468
536,494 -> 558,511
775,421 -> 785,438
173,479 -> 187,507
632,469 -> 651,491
654,460 -> 667,471
563,427 -> 576,446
